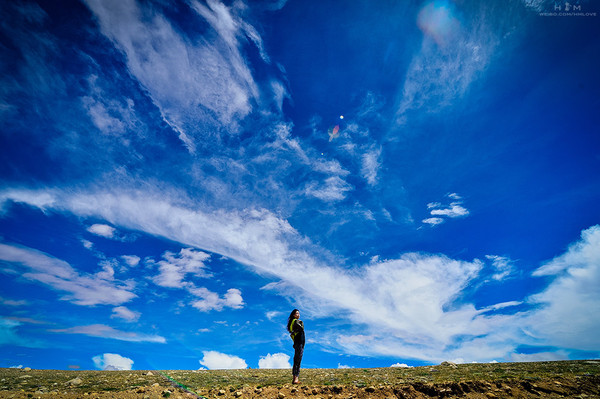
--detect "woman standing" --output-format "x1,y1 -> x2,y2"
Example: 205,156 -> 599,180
287,309 -> 305,384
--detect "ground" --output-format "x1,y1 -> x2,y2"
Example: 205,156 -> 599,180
1,360 -> 599,398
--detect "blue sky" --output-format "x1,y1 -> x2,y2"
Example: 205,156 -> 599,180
0,0 -> 599,371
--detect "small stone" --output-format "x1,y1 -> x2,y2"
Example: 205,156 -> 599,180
312,388 -> 319,395
218,389 -> 226,395
234,391 -> 242,397
278,392 -> 286,399
153,383 -> 160,387
291,388 -> 298,393
146,371 -> 154,376
23,368 -> 32,372
254,388 -> 263,393
365,386 -> 376,393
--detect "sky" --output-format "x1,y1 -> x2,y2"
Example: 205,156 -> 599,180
0,0 -> 599,371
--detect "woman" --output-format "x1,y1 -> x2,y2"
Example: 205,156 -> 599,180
287,309 -> 305,384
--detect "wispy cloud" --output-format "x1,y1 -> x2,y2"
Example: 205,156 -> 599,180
83,0 -> 265,152
151,248 -> 212,288
3,188 -> 598,361
0,242 -> 136,306
423,193 -> 469,226
396,1 -> 495,123
50,324 -> 166,343
146,248 -> 244,312
111,306 -> 140,322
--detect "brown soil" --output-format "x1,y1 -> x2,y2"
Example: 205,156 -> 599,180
1,360 -> 598,399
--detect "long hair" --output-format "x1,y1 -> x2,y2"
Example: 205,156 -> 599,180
287,309 -> 299,332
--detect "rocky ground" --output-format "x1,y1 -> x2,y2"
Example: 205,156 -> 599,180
1,360 -> 599,398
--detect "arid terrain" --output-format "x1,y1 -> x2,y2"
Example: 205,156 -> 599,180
1,360 -> 599,399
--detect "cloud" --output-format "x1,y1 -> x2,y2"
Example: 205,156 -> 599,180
361,146 -> 382,186
4,187 -> 595,362
87,223 -> 116,238
485,255 -> 515,281
111,306 -> 140,322
337,363 -> 353,369
199,350 -> 247,370
0,296 -> 28,306
50,324 -> 166,343
423,193 -> 469,226
266,311 -> 282,321
83,0 -> 264,152
304,176 -> 353,202
190,287 -> 245,312
151,248 -> 212,288
121,255 -> 140,267
390,363 -> 412,368
92,353 -> 134,370
145,248 -> 243,312
396,1 -> 495,122
422,217 -> 444,226
258,353 -> 291,369
526,225 -> 600,351
0,242 -> 136,306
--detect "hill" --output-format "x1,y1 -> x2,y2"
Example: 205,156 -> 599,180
1,360 -> 599,398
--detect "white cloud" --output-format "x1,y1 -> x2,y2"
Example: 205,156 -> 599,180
87,223 -> 116,238
266,311 -> 282,320
397,2 -> 495,122
50,324 -> 166,343
258,353 -> 291,369
526,225 -> 600,351
83,0 -> 263,152
152,248 -> 211,288
92,353 -> 133,370
199,350 -> 247,370
422,217 -> 444,226
0,242 -> 136,306
337,363 -> 353,369
430,203 -> 469,218
190,287 -> 245,312
121,255 -> 140,267
111,306 -> 140,322
305,176 -> 353,202
423,193 -> 469,226
390,363 -> 412,368
4,187 -> 596,362
485,255 -> 515,281
360,146 -> 382,186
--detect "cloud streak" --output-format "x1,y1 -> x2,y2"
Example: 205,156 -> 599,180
0,242 -> 136,306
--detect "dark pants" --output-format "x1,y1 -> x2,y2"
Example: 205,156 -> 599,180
292,344 -> 304,377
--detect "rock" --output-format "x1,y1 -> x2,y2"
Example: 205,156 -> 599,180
153,383 -> 160,387
365,386 -> 376,393
146,371 -> 154,376
291,388 -> 298,393
254,388 -> 263,393
66,377 -> 82,386
218,389 -> 226,395
312,388 -> 319,395
234,391 -> 243,397
440,361 -> 458,369
278,392 -> 286,399
23,367 -> 32,372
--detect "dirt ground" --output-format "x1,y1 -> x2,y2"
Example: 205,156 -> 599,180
1,361 -> 599,399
